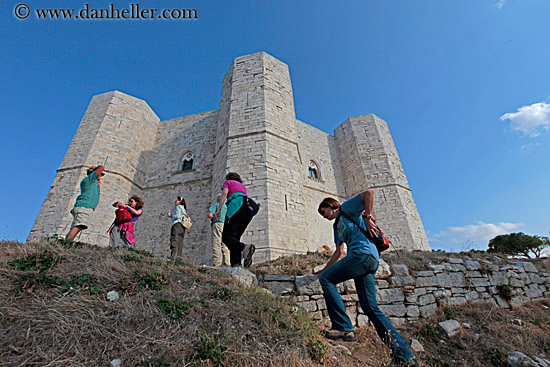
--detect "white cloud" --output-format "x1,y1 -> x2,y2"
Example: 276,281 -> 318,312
500,101 -> 550,137
520,142 -> 541,151
493,0 -> 506,10
431,221 -> 524,247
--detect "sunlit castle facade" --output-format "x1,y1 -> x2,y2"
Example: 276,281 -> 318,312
29,52 -> 431,263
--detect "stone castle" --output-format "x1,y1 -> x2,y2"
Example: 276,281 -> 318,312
29,52 -> 431,263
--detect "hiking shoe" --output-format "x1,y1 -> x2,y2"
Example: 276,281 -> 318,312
392,359 -> 418,367
242,244 -> 255,268
322,329 -> 356,342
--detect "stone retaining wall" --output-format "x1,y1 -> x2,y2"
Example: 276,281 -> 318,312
257,257 -> 550,327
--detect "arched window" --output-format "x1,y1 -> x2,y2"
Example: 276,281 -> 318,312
308,160 -> 320,179
181,151 -> 194,171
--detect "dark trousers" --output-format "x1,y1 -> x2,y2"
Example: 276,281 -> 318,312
222,202 -> 253,266
170,222 -> 185,260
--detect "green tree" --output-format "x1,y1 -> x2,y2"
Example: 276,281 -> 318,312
487,232 -> 549,258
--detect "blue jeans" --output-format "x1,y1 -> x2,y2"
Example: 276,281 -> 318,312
319,252 -> 415,363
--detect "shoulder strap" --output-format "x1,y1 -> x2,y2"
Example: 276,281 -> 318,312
339,208 -> 372,239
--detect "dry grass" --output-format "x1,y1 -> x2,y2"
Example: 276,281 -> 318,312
398,300 -> 550,367
1,239 -> 548,367
0,239 -> 361,367
251,251 -> 332,276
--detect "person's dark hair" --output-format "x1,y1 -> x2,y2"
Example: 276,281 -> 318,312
225,172 -> 242,183
177,196 -> 187,209
130,195 -> 144,210
318,197 -> 340,215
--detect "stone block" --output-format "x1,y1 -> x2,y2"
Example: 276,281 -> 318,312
513,262 -> 538,273
299,300 -> 318,312
376,259 -> 392,278
377,288 -> 405,304
391,264 -> 411,276
357,314 -> 370,327
493,294 -> 510,308
468,277 -> 490,287
438,319 -> 461,337
380,304 -> 406,317
446,257 -> 464,264
427,264 -> 445,273
525,284 -> 543,299
406,305 -> 420,318
264,274 -> 296,282
388,317 -> 406,327
489,272 -> 509,286
464,260 -> 481,271
416,275 -> 438,287
295,275 -> 322,296
419,303 -> 438,318
388,275 -> 415,286
509,278 -> 525,287
343,279 -> 356,293
418,293 -> 436,306
264,281 -> 295,296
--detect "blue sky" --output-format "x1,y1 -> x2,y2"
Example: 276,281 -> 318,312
1,0 -> 549,251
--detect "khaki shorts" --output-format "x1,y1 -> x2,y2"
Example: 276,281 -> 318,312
70,206 -> 94,229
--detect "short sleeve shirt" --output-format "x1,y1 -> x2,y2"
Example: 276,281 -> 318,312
333,194 -> 379,260
171,205 -> 187,226
74,172 -> 100,209
222,180 -> 247,196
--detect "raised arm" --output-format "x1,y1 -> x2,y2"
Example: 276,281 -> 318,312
215,188 -> 229,220
360,189 -> 376,236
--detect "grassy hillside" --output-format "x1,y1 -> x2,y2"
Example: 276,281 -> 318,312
1,238 -> 548,366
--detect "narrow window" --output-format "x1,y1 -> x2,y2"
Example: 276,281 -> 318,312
308,161 -> 320,179
181,152 -> 194,171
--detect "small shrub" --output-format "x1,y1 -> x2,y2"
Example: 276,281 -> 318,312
62,273 -> 102,295
136,357 -> 168,367
485,348 -> 507,367
127,247 -> 154,257
139,272 -> 167,290
15,272 -> 63,292
120,272 -> 167,294
210,287 -> 236,301
45,234 -> 89,248
8,251 -> 64,272
423,352 -> 453,367
191,332 -> 228,367
122,254 -> 142,263
497,284 -> 513,301
416,324 -> 441,344
156,299 -> 205,319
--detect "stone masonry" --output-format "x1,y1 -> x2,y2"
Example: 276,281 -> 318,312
259,257 -> 550,328
29,52 -> 431,263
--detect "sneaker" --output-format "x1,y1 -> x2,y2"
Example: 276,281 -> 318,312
392,359 -> 418,367
242,244 -> 255,268
322,329 -> 356,342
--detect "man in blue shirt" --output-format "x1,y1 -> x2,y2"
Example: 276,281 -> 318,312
66,165 -> 105,240
316,190 -> 417,367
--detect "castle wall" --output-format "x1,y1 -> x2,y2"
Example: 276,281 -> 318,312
335,114 -> 430,251
296,120 -> 348,251
135,110 -> 219,261
29,91 -> 160,245
29,52 -> 431,260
